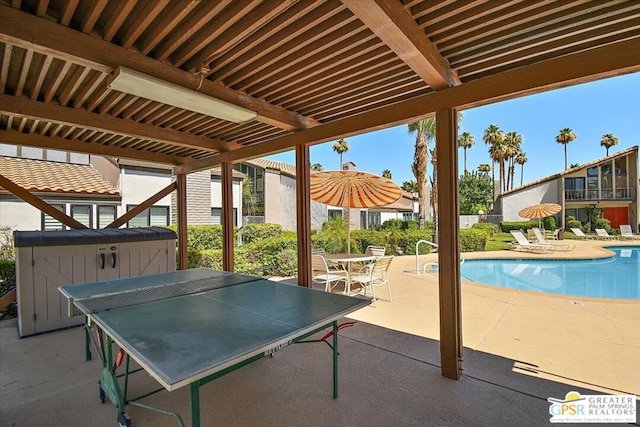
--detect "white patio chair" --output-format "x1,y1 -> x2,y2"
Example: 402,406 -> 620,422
619,225 -> 640,240
595,228 -> 617,240
509,230 -> 552,253
531,228 -> 574,251
350,255 -> 393,307
312,255 -> 347,293
364,245 -> 386,257
570,228 -> 594,240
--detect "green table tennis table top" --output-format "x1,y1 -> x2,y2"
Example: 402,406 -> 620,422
59,268 -> 369,391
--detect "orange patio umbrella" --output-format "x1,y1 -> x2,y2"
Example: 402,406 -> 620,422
518,203 -> 562,229
310,170 -> 403,253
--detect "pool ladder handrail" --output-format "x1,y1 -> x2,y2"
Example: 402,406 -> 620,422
415,239 -> 465,274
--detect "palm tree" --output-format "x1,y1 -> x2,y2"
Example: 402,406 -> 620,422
600,133 -> 619,156
488,138 -> 507,195
310,163 -> 324,171
401,180 -> 418,192
477,163 -> 491,175
332,138 -> 350,169
382,169 -> 392,179
457,131 -> 475,173
514,152 -> 527,186
503,131 -> 522,191
555,128 -> 577,170
483,124 -> 504,194
407,118 -> 436,229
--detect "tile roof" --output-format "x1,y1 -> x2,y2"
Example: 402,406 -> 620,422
502,146 -> 639,196
246,158 -> 297,177
0,156 -> 119,195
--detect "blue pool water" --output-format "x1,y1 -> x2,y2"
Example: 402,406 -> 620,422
460,246 -> 640,300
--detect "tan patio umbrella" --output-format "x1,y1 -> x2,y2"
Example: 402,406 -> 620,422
310,170 -> 403,254
518,203 -> 561,229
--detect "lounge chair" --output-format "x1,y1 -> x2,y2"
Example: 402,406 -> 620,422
509,230 -> 552,253
570,228 -> 594,239
619,225 -> 640,240
595,228 -> 617,240
531,227 -> 574,251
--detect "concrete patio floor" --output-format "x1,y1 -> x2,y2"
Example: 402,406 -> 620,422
1,239 -> 638,426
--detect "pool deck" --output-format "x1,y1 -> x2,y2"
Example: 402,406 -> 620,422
347,238 -> 640,396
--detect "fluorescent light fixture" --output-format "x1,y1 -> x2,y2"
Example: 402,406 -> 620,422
107,67 -> 257,123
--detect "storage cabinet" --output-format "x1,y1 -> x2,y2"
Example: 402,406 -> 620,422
14,227 -> 177,337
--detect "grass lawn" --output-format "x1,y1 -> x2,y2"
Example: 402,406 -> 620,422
485,232 -> 514,251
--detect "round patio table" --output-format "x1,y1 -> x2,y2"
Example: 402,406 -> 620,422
324,254 -> 376,295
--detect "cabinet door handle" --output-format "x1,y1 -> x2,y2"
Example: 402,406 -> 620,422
111,252 -> 117,268
99,253 -> 105,270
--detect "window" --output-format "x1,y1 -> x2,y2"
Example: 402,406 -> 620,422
211,208 -> 238,225
71,205 -> 92,228
565,177 -> 585,199
328,209 -> 342,219
615,157 -> 628,197
42,205 -> 65,231
367,211 -> 381,229
402,212 -> 414,221
586,166 -> 599,198
126,205 -> 169,228
97,206 -> 117,228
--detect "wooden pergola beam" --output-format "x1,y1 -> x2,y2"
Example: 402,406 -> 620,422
0,172 -> 88,229
175,36 -> 640,174
342,0 -> 460,89
106,182 -> 177,229
0,130 -> 190,165
0,5 -> 319,132
0,95 -> 240,154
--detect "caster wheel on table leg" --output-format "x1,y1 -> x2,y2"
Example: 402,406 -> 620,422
117,412 -> 131,427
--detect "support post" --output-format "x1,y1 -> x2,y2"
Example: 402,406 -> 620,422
221,162 -> 234,272
176,173 -> 188,270
435,107 -> 463,379
295,144 -> 312,287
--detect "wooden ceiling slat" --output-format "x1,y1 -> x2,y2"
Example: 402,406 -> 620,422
178,116 -> 216,133
16,117 -> 27,133
30,54 -> 53,100
223,12 -> 360,89
43,60 -> 72,103
132,102 -> 164,123
14,50 -> 34,97
171,0 -> 265,68
29,119 -> 39,133
208,1 -> 345,82
409,0 -> 458,20
154,1 -> 231,62
256,41 -> 387,101
103,0 -> 138,42
434,1 -> 596,52
36,0 -> 49,18
85,83 -> 111,112
183,0 -> 294,71
98,91 -> 127,115
58,65 -> 90,106
120,0 -> 170,49
121,98 -> 151,120
0,5 -> 318,131
110,94 -> 140,118
138,0 -> 200,55
80,0 -> 108,34
72,71 -> 104,109
204,0 -> 324,78
418,0 -> 515,35
0,44 -> 12,93
59,0 -> 80,26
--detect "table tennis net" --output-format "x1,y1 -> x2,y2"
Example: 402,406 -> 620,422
73,273 -> 261,315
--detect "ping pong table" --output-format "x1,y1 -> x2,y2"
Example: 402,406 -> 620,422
59,268 -> 369,427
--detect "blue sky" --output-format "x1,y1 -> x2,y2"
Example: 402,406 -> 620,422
266,72 -> 640,186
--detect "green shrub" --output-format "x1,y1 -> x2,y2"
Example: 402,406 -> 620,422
471,222 -> 499,236
594,218 -> 613,233
401,229 -> 435,255
241,223 -> 283,244
0,259 -> 16,319
566,219 -> 582,232
350,230 -> 390,254
166,224 -> 228,251
460,229 -> 487,251
543,216 -> 557,230
500,221 -> 539,232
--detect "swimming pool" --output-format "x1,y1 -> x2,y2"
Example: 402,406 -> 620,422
460,246 -> 640,300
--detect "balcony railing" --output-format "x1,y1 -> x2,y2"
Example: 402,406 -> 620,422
565,188 -> 634,201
